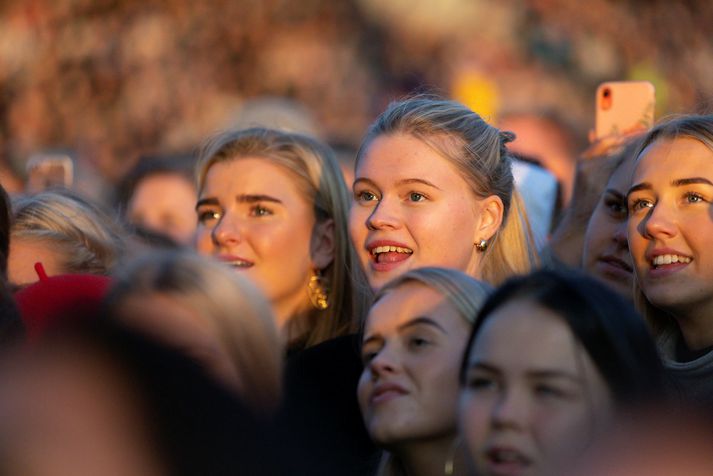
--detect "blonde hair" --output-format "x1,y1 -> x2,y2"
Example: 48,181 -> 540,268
372,266 -> 491,324
368,267 -> 491,476
196,127 -> 370,348
631,114 -> 713,338
11,190 -> 125,275
357,96 -> 538,285
105,250 -> 283,412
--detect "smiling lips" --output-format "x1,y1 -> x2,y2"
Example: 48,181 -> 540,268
218,255 -> 254,268
367,241 -> 413,272
483,446 -> 533,476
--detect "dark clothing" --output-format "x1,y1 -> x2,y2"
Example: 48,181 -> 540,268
279,334 -> 380,476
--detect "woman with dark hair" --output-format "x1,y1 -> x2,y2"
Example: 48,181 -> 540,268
459,269 -> 664,476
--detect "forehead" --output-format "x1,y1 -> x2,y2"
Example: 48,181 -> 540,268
201,157 -> 306,197
357,133 -> 469,185
633,137 -> 713,183
365,282 -> 463,333
470,300 -> 585,373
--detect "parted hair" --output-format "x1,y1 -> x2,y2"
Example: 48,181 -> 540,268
356,96 -> 537,285
12,190 -> 125,275
196,127 -> 370,348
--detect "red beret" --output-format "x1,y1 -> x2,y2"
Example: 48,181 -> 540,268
14,263 -> 111,341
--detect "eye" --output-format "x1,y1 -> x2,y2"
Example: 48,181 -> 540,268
685,192 -> 706,204
197,209 -> 221,224
605,198 -> 627,218
409,192 -> 426,202
356,190 -> 378,203
407,336 -> 430,351
628,197 -> 653,213
249,204 -> 273,217
467,375 -> 497,391
534,383 -> 573,400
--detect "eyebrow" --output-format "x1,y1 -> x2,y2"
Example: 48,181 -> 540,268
398,316 -> 448,334
352,177 -> 442,190
604,188 -> 625,199
362,316 -> 448,347
466,361 -> 582,383
627,177 -> 713,199
195,194 -> 282,210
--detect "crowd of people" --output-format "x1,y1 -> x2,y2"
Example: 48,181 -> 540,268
1,93 -> 713,476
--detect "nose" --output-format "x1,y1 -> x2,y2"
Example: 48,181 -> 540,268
613,220 -> 628,249
641,202 -> 677,240
367,344 -> 399,379
491,388 -> 527,431
366,197 -> 402,231
211,213 -> 243,247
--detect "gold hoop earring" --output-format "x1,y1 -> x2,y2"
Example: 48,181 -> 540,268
444,436 -> 461,476
475,239 -> 488,252
308,269 -> 329,310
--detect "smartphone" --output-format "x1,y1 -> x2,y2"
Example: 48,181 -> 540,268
26,153 -> 74,193
595,80 -> 655,140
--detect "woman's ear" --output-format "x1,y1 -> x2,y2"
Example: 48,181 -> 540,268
474,195 -> 504,243
311,218 -> 335,270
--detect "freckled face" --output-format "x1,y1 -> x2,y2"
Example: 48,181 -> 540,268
349,133 -> 483,290
195,158 -> 317,327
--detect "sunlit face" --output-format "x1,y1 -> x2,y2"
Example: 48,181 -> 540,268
582,155 -> 636,298
195,158 -> 325,327
459,300 -> 613,476
350,133 -> 490,290
627,138 -> 713,319
8,238 -> 66,287
358,282 -> 470,447
127,173 -> 197,246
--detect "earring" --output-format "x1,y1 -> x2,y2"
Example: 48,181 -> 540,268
475,239 -> 488,252
308,269 -> 329,310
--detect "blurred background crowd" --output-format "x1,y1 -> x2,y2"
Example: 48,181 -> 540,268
0,0 -> 711,197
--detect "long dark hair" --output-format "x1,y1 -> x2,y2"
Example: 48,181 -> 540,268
461,268 -> 664,405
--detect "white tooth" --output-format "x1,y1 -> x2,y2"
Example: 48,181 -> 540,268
388,246 -> 396,252
685,257 -> 692,263
653,256 -> 662,266
671,255 -> 679,263
663,255 -> 672,264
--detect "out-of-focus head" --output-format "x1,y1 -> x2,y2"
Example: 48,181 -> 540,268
582,139 -> 641,298
195,127 -> 366,349
358,267 -> 490,451
0,183 -> 10,279
8,191 -> 125,288
350,96 -> 536,291
498,111 -> 582,208
117,154 -> 197,247
459,269 -> 663,476
626,115 -> 713,340
105,250 -> 282,412
0,319 -> 282,476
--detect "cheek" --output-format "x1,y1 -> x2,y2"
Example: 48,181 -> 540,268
194,226 -> 214,253
458,394 -> 489,451
532,404 -> 593,460
356,371 -> 372,416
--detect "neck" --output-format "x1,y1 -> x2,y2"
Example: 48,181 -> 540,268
392,437 -> 466,476
673,301 -> 713,351
273,294 -> 313,347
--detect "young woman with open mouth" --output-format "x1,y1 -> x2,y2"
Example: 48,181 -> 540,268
626,115 -> 713,405
359,267 -> 491,476
459,269 -> 663,476
194,127 -> 367,351
350,96 -> 537,291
